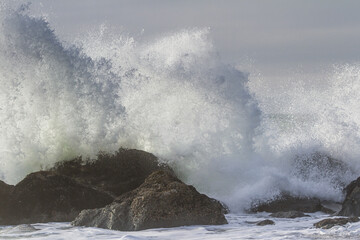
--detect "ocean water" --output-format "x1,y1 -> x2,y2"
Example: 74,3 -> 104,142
1,2 -> 360,239
1,214 -> 360,240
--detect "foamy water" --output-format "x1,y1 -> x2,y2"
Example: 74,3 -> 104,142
1,214 -> 360,240
1,1 -> 360,215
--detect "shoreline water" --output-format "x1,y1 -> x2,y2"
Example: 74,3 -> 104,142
1,213 -> 359,240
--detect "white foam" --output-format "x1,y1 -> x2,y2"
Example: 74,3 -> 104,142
1,214 -> 360,240
1,3 -> 360,212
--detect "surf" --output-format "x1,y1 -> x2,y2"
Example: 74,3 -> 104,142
1,3 -> 360,212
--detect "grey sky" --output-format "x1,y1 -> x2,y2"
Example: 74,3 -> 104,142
29,0 -> 360,81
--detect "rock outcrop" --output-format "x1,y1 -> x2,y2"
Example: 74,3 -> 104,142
52,148 -> 172,197
338,177 -> 360,216
256,219 -> 275,226
72,170 -> 228,231
0,149 -> 171,225
314,217 -> 359,229
0,171 -> 113,225
270,211 -> 309,218
250,194 -> 334,213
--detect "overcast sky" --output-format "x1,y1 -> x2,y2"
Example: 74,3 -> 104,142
29,0 -> 360,81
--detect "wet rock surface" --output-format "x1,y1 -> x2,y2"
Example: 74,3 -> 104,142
52,148 -> 172,197
250,194 -> 334,213
72,170 -> 228,231
270,211 -> 309,218
314,217 -> 359,229
0,149 -> 172,225
1,224 -> 39,234
0,171 -> 113,225
338,177 -> 360,216
256,219 -> 275,226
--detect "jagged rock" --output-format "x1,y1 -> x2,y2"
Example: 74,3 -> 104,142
338,177 -> 360,216
53,148 -> 172,197
270,211 -> 309,218
250,194 -> 333,213
72,170 -> 228,231
314,217 -> 359,229
1,171 -> 113,225
256,219 -> 275,226
0,149 -> 175,225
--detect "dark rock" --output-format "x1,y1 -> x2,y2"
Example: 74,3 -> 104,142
314,217 -> 359,229
343,177 -> 360,196
1,171 -> 113,225
0,180 -> 14,196
0,149 -> 174,225
0,180 -> 14,222
250,194 -> 333,213
270,211 -> 309,218
72,170 -> 228,231
52,148 -> 172,197
338,177 -> 360,216
256,219 -> 275,226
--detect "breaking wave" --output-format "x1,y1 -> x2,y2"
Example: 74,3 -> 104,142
1,3 -> 360,211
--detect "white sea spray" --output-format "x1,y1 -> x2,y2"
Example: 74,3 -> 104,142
0,3 -> 360,212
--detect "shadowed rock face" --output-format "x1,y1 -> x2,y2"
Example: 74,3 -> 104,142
0,180 -> 13,196
0,171 -> 113,225
338,177 -> 360,216
52,148 -> 172,197
314,217 -> 359,229
72,170 -> 228,231
0,180 -> 14,222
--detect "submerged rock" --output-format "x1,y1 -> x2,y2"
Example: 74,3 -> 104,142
250,194 -> 333,213
270,211 -> 309,218
338,177 -> 360,216
72,170 -> 228,231
1,171 -> 113,225
314,217 -> 359,229
53,148 -> 172,197
2,224 -> 38,233
256,219 -> 275,226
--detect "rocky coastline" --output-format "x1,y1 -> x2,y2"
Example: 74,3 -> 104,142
0,149 -> 227,230
0,149 -> 359,231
